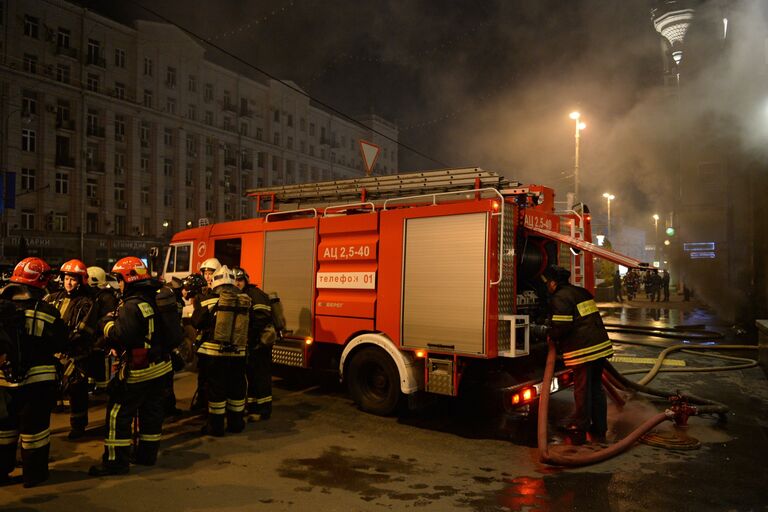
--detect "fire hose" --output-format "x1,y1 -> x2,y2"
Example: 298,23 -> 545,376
537,324 -> 758,467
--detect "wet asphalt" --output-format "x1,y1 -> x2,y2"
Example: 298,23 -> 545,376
1,297 -> 766,511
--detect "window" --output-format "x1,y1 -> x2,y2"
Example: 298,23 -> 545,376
257,152 -> 265,168
164,159 -> 173,177
53,214 -> 68,232
186,135 -> 196,157
22,94 -> 36,116
143,89 -> 153,108
21,129 -> 36,152
140,157 -> 149,172
166,97 -> 176,114
223,90 -> 231,106
114,215 -> 126,235
205,139 -> 214,156
21,210 -> 35,230
273,132 -> 280,145
205,169 -> 213,188
56,136 -> 70,160
86,213 -> 99,234
164,189 -> 173,207
273,110 -> 280,123
309,145 -> 315,157
56,64 -> 70,84
87,39 -> 102,65
142,217 -> 151,236
188,75 -> 197,92
213,238 -> 242,269
140,122 -> 150,144
309,122 -> 315,136
114,115 -> 125,142
287,114 -> 293,127
24,15 -> 39,38
87,110 -> 99,136
23,54 -> 37,74
272,156 -> 279,171
240,122 -> 248,136
141,186 -> 149,205
286,136 -> 293,149
87,73 -> 99,92
164,128 -> 173,146
115,152 -> 125,173
114,82 -> 125,100
20,168 -> 35,191
55,172 -> 69,194
300,117 -> 306,131
86,178 -> 98,198
57,28 -> 70,48
255,127 -> 264,141
300,140 -> 306,153
186,196 -> 194,209
114,183 -> 125,201
185,163 -> 194,184
204,84 -> 213,102
187,104 -> 196,121
114,48 -> 126,68
204,111 -> 213,125
166,67 -> 176,88
144,57 -> 153,76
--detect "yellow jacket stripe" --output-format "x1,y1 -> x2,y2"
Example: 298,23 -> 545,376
125,360 -> 173,383
197,342 -> 247,357
252,304 -> 271,311
563,340 -> 612,359
201,298 -> 219,309
103,320 -> 116,338
138,433 -> 162,442
0,430 -> 19,445
552,314 -> 573,322
0,365 -> 57,387
562,341 -> 613,366
20,429 -> 50,449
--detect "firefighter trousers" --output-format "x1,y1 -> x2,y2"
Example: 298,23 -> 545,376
100,374 -> 165,469
204,356 -> 247,435
246,346 -> 273,417
0,381 -> 56,486
570,358 -> 608,437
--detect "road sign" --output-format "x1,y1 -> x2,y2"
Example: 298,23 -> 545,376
359,140 -> 380,176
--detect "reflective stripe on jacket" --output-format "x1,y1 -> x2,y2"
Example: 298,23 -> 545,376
548,283 -> 613,366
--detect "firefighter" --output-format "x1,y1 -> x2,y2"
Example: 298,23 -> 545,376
0,257 -> 67,487
190,258 -> 221,412
88,257 -> 172,476
541,265 -> 613,445
86,266 -> 119,393
191,265 -> 252,436
44,259 -> 98,440
233,267 -> 275,421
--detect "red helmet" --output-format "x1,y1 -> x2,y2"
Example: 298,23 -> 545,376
10,257 -> 52,289
60,259 -> 88,284
111,257 -> 151,284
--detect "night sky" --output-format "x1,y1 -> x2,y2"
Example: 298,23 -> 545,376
81,0 -> 766,223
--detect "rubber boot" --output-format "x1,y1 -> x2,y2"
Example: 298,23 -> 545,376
226,411 -> 245,434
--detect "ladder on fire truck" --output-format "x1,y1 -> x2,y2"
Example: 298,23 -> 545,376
247,167 -> 520,212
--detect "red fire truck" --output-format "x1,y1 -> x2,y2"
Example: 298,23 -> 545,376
162,168 -> 639,416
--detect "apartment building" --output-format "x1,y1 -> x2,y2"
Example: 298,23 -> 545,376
0,0 -> 399,267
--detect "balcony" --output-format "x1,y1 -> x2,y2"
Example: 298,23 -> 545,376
55,45 -> 78,59
89,198 -> 102,207
86,161 -> 105,174
55,155 -> 75,167
56,119 -> 75,131
116,201 -> 128,209
87,126 -> 105,138
221,101 -> 237,114
224,157 -> 237,167
240,107 -> 253,117
86,54 -> 106,68
241,160 -> 253,170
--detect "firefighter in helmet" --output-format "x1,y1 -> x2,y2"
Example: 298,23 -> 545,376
190,258 -> 220,411
89,257 -> 172,476
191,265 -> 252,436
541,265 -> 613,444
0,257 -> 67,487
85,266 -> 119,393
44,259 -> 98,440
233,267 -> 275,421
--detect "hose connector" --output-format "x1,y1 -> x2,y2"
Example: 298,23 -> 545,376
669,393 -> 698,428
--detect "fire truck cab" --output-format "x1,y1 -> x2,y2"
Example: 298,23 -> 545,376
163,168 -> 639,416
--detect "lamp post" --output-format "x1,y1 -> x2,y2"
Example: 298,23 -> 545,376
569,111 -> 586,202
653,213 -> 660,263
603,192 -> 615,239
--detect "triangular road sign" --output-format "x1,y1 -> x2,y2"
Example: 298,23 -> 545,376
359,140 -> 381,176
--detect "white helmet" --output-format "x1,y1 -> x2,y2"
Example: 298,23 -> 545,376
210,265 -> 236,289
200,257 -> 221,272
87,266 -> 107,288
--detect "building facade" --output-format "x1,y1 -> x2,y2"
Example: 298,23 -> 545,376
0,0 -> 399,268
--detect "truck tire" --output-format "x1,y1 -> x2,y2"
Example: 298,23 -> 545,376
347,346 -> 401,416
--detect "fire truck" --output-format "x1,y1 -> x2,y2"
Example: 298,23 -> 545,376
162,168 -> 639,416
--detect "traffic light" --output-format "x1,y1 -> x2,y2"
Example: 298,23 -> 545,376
665,227 -> 675,237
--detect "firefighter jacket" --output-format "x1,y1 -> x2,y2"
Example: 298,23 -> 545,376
192,286 -> 253,357
242,284 -> 272,348
0,285 -> 67,388
547,283 -> 613,367
102,285 -> 172,384
44,285 -> 97,357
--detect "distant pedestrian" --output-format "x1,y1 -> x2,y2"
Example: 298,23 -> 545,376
613,270 -> 623,302
661,270 -> 670,302
651,270 -> 662,302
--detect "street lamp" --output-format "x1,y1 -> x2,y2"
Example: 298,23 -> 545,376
653,213 -> 660,262
603,192 -> 615,238
569,112 -> 586,202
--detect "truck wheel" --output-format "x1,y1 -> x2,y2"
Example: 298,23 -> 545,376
347,347 -> 401,416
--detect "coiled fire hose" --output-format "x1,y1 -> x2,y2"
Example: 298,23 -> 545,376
537,324 -> 758,467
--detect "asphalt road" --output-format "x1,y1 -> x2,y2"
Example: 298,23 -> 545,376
2,301 -> 767,512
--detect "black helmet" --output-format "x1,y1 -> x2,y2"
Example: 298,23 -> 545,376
232,267 -> 249,283
181,273 -> 206,295
541,265 -> 571,284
